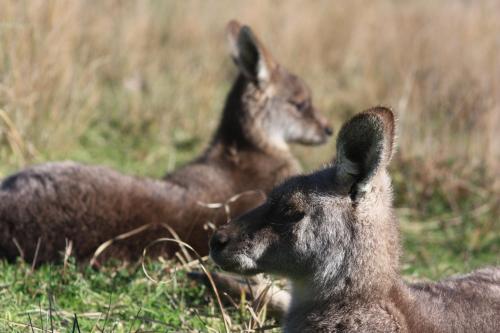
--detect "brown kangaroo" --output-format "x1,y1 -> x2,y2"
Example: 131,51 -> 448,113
0,20 -> 332,264
210,107 -> 500,332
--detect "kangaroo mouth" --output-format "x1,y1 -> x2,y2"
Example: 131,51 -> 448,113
296,135 -> 328,146
210,250 -> 259,275
210,249 -> 237,270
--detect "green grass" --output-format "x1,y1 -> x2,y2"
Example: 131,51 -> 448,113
401,211 -> 499,280
1,120 -> 499,332
0,260 -> 227,332
0,105 -> 498,333
0,211 -> 497,332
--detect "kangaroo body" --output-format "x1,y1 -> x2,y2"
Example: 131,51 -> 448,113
285,268 -> 500,333
210,107 -> 500,332
0,21 -> 331,263
0,146 -> 295,262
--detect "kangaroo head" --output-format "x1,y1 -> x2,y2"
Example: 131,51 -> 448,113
217,20 -> 332,151
211,107 -> 399,298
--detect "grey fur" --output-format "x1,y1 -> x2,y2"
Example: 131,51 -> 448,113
0,20 -> 332,264
210,107 -> 500,332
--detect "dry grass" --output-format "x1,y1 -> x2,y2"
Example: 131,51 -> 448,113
1,0 -> 498,174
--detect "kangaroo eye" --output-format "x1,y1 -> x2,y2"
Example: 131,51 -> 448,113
268,202 -> 305,225
291,100 -> 309,112
285,209 -> 305,223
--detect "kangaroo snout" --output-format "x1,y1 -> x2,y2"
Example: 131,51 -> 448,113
210,227 -> 231,252
316,121 -> 334,144
209,224 -> 246,272
316,111 -> 334,137
324,125 -> 334,136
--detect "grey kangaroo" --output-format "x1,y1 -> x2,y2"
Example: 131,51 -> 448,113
0,20 -> 332,264
210,107 -> 500,332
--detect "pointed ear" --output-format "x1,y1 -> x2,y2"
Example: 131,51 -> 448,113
335,107 -> 396,198
226,20 -> 277,85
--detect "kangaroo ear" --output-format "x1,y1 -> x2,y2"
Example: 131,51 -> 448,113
335,107 -> 395,198
226,20 -> 277,85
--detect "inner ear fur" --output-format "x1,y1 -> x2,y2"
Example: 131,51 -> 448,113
225,20 -> 277,84
335,107 -> 395,195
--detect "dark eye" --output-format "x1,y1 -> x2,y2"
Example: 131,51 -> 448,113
284,208 -> 305,223
291,100 -> 309,112
267,200 -> 305,225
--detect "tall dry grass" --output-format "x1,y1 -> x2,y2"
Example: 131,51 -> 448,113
0,0 -> 498,195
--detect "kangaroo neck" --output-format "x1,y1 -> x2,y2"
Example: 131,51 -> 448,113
207,73 -> 299,174
212,74 -> 293,156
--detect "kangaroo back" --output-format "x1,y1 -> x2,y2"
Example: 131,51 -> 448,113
0,20 -> 331,264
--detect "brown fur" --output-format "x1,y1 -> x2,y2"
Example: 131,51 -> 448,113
0,20 -> 332,264
210,107 -> 500,332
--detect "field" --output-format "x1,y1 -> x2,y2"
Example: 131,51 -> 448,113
0,0 -> 499,332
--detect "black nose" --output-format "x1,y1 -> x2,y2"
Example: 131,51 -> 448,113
210,229 -> 230,252
324,126 -> 334,136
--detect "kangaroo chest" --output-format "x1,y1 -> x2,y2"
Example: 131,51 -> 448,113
285,301 -> 407,333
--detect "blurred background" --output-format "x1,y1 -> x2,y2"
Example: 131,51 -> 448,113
0,0 -> 499,287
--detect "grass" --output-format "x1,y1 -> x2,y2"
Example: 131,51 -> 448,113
0,260 -> 228,332
0,202 -> 497,332
1,0 -> 499,173
0,146 -> 497,333
0,0 -> 499,331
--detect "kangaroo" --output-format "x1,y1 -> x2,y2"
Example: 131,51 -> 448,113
0,20 -> 332,264
210,107 -> 500,333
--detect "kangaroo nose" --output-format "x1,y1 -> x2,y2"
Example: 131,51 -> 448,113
324,126 -> 334,136
210,229 -> 230,251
